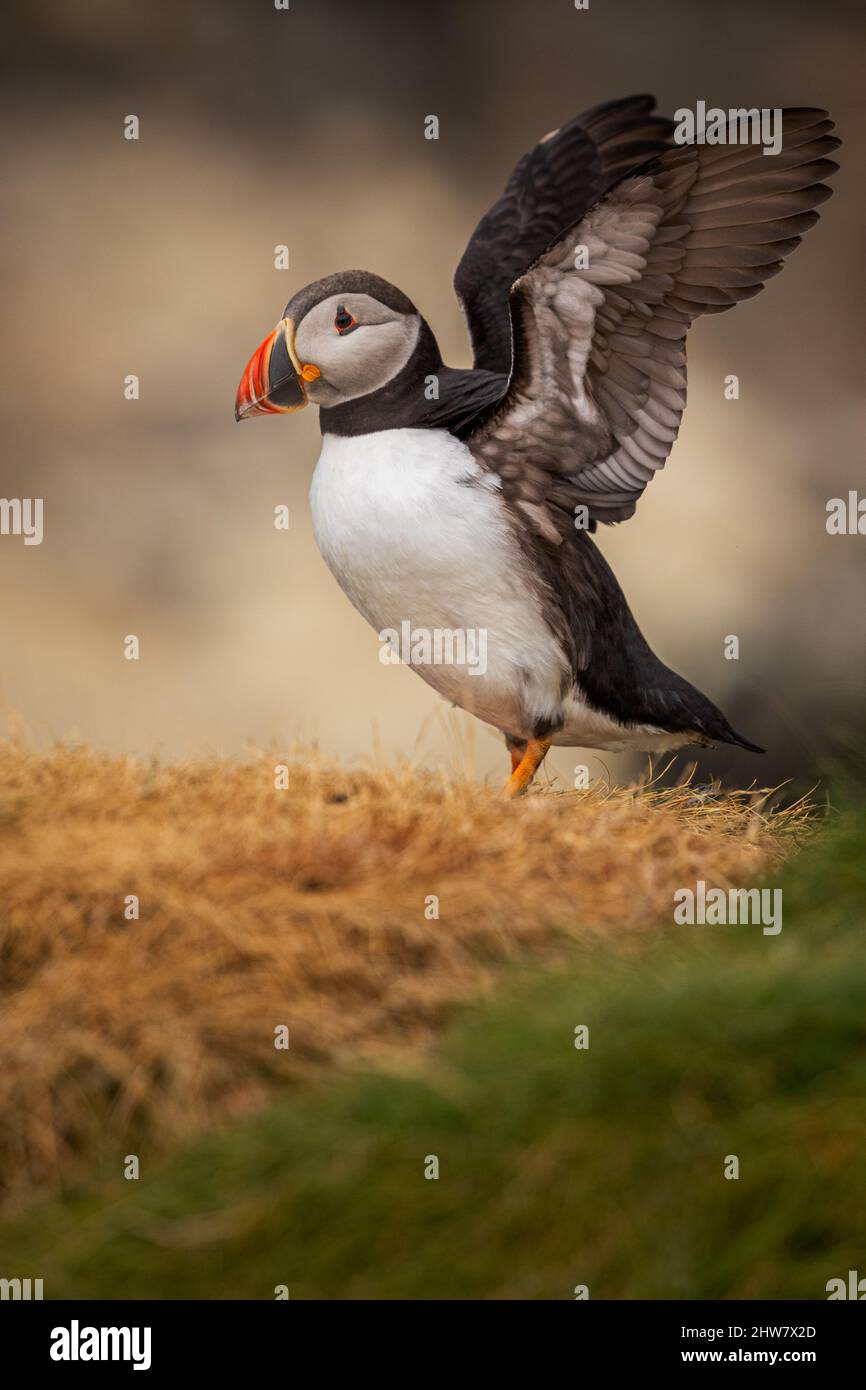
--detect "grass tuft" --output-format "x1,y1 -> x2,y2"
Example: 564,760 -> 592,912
0,740 -> 811,1217
0,774 -> 861,1299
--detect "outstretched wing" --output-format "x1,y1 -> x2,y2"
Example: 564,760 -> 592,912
467,109 -> 839,529
454,95 -> 676,376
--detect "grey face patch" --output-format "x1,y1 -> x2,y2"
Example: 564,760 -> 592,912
294,293 -> 422,407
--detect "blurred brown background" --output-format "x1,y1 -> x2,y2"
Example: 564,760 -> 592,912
1,0 -> 863,790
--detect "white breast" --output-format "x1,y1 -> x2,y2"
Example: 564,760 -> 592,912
309,428 -> 568,738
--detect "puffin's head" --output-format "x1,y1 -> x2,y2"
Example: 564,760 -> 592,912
235,271 -> 425,421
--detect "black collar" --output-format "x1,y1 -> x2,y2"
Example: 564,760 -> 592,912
319,321 -> 507,439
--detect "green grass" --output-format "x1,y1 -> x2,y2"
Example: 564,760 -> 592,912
3,804 -> 865,1299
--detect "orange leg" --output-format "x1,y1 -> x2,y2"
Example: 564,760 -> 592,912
503,737 -> 552,798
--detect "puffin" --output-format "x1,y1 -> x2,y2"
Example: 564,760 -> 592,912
236,96 -> 838,795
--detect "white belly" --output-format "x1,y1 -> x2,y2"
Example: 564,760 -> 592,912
308,428 -> 688,752
309,429 -> 567,738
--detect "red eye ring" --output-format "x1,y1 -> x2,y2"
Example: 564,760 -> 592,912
334,305 -> 357,335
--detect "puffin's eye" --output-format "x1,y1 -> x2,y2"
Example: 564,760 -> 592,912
334,305 -> 357,335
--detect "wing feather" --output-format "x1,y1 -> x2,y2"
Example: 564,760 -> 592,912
468,108 -> 838,526
453,96 -> 676,375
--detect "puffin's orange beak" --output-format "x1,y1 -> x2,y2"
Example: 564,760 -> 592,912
235,318 -> 318,420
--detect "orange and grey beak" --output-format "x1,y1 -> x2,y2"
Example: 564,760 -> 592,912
235,318 -> 318,421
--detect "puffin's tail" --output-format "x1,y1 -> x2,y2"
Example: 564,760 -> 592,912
648,667 -> 766,754
707,723 -> 766,756
556,532 -> 767,754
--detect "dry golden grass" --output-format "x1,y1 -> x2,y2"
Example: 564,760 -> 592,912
0,740 -> 813,1214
